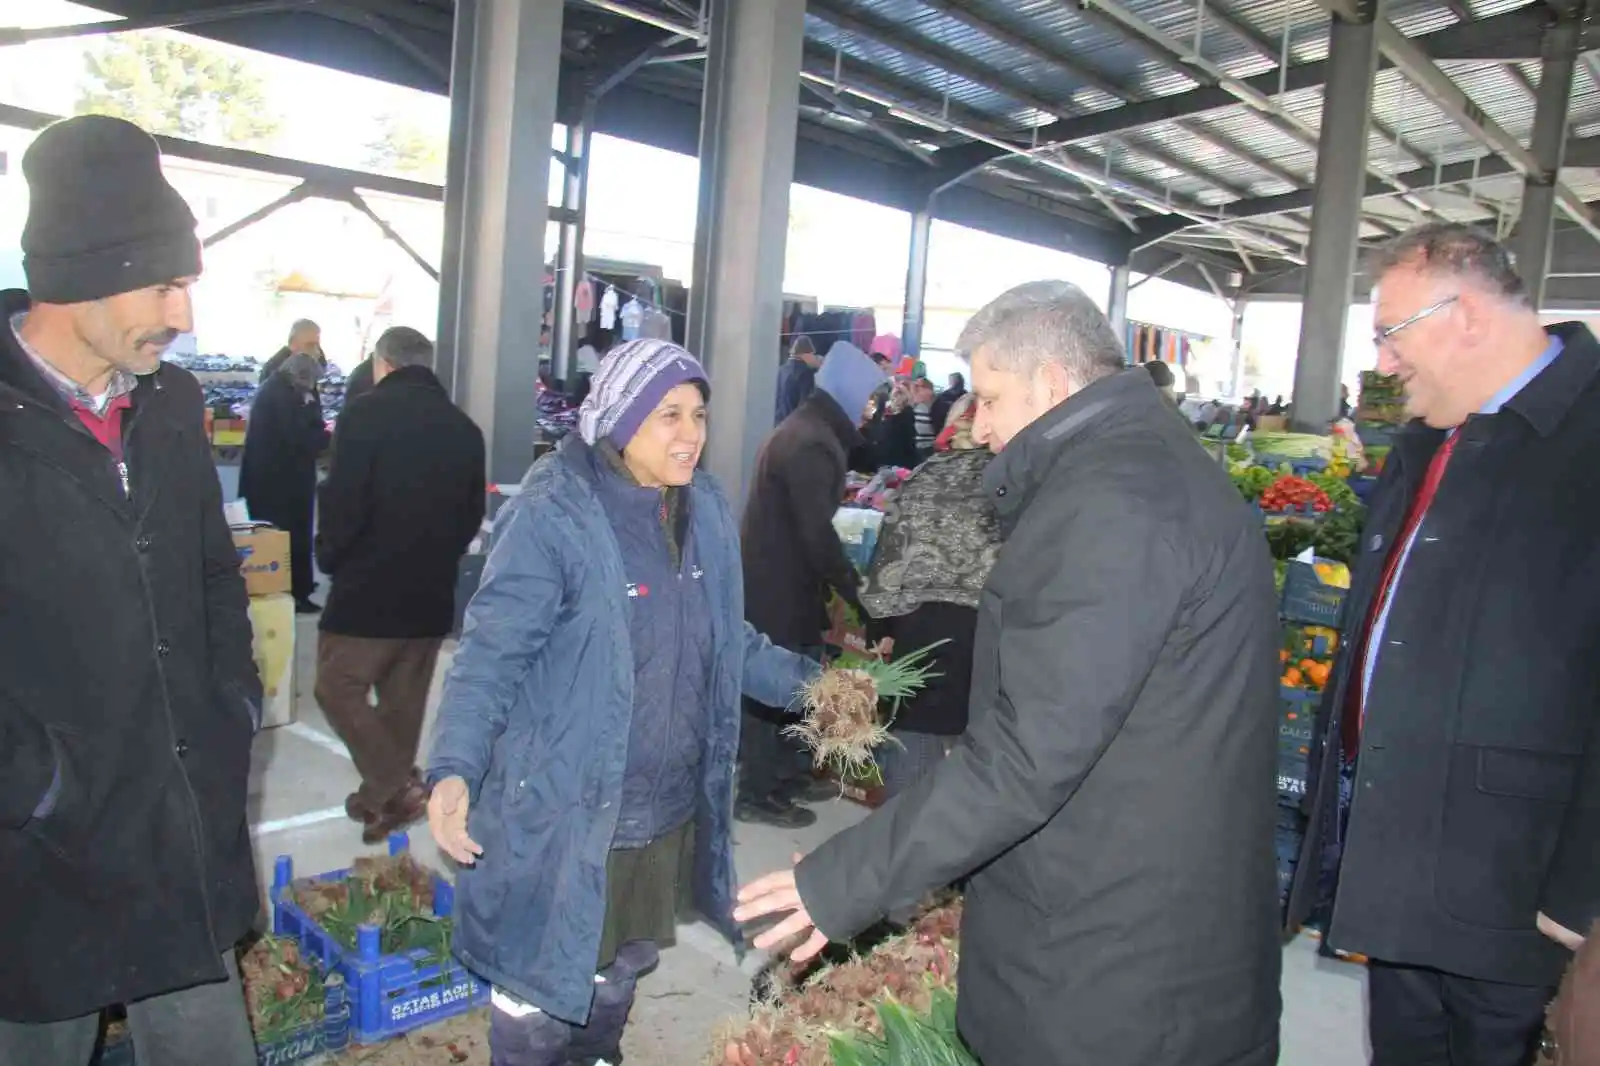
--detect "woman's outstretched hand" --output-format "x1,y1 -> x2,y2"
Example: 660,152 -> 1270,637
428,776 -> 483,865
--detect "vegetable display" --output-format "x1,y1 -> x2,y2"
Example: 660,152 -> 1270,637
717,899 -> 963,1066
292,854 -> 451,966
239,935 -> 324,1048
1258,475 -> 1332,515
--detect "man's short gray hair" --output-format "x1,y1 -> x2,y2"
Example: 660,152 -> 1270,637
1370,222 -> 1529,306
288,318 -> 320,342
375,326 -> 433,369
280,351 -> 320,390
956,280 -> 1126,386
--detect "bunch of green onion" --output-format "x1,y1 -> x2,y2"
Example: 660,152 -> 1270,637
785,641 -> 947,777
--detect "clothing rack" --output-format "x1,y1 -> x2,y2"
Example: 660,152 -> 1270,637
1123,320 -> 1212,369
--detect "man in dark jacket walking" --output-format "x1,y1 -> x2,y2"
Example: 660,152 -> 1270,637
315,326 -> 486,844
773,335 -> 819,424
0,115 -> 260,1065
1287,223 -> 1600,1066
737,280 -> 1283,1066
739,341 -> 885,827
240,350 -> 328,612
258,318 -> 323,382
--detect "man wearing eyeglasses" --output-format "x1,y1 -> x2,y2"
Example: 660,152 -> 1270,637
1286,222 -> 1599,1066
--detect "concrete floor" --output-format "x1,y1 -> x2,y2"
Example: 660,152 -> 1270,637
248,616 -> 1370,1065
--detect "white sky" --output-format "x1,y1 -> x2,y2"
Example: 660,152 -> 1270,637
3,0 -> 1357,394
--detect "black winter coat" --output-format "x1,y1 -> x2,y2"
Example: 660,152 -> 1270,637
1288,323 -> 1600,990
0,292 -> 262,1022
741,391 -> 865,667
238,371 -> 325,532
797,370 -> 1283,1066
316,365 -> 486,639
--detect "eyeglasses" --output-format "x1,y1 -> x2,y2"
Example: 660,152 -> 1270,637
1373,295 -> 1458,349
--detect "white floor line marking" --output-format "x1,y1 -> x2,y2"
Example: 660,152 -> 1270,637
251,805 -> 347,837
283,721 -> 354,761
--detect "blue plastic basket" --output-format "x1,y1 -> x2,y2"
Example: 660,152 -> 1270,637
271,833 -> 489,1045
91,953 -> 349,1066
1274,804 -> 1304,906
1280,561 -> 1348,628
254,971 -> 350,1066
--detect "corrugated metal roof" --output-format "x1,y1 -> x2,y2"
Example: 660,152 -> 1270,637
788,0 -> 1593,267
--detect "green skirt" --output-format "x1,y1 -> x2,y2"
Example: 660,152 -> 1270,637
596,820 -> 696,970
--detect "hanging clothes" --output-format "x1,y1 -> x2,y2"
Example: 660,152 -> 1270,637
576,279 -> 595,322
600,287 -> 620,331
620,298 -> 645,342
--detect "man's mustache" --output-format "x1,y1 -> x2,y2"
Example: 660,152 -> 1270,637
141,329 -> 180,349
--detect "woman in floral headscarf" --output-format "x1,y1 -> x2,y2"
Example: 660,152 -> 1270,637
859,393 -> 1001,799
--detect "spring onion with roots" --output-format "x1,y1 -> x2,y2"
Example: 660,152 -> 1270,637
785,641 -> 948,777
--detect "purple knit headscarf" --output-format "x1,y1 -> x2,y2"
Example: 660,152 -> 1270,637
577,339 -> 709,448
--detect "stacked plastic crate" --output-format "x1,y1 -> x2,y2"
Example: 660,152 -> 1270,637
1275,559 -> 1349,909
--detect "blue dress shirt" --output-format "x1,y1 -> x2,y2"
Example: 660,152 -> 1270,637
1359,334 -> 1565,703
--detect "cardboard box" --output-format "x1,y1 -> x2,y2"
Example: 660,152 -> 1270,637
233,526 -> 292,597
248,593 -> 297,729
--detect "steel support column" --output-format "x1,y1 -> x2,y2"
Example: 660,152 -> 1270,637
1229,300 -> 1247,399
434,0 -> 564,485
902,206 -> 934,356
1107,264 -> 1131,347
1292,2 -> 1382,432
684,0 -> 806,505
1513,12 -> 1582,308
551,102 -> 594,388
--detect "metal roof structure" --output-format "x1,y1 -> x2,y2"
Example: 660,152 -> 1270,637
9,0 -> 1600,304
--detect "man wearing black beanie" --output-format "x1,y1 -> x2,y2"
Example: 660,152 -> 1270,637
0,115 -> 260,1065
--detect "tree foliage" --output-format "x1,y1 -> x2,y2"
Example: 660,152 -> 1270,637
363,112 -> 445,180
76,34 -> 281,148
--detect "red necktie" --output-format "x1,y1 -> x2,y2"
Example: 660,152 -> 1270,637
1341,433 -> 1459,760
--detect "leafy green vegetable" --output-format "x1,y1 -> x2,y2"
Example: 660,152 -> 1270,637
828,987 -> 979,1066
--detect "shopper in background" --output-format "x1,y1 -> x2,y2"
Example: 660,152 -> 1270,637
739,340 -> 887,827
240,351 -> 328,613
929,370 -> 966,434
425,339 -> 818,1066
314,326 -> 485,844
910,377 -> 938,462
259,317 -> 324,382
0,115 -> 260,1066
861,392 -> 998,800
774,334 -> 821,424
736,279 -> 1282,1066
1287,222 -> 1600,1066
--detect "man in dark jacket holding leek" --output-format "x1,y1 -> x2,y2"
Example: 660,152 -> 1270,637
738,340 -> 885,827
0,116 -> 260,1065
737,281 -> 1282,1066
1288,223 -> 1600,1066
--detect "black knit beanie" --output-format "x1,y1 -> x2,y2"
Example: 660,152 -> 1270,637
21,115 -> 202,304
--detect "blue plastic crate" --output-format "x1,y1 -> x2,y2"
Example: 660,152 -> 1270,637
91,956 -> 349,1066
1277,747 -> 1310,800
1274,807 -> 1304,906
271,833 -> 489,1045
1280,560 -> 1348,628
254,970 -> 351,1066
1279,684 -> 1318,746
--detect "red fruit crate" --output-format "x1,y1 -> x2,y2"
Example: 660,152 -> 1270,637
270,832 -> 488,1045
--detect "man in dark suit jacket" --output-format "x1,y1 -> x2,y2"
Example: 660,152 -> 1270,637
1287,223 -> 1600,1066
314,327 -> 486,842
